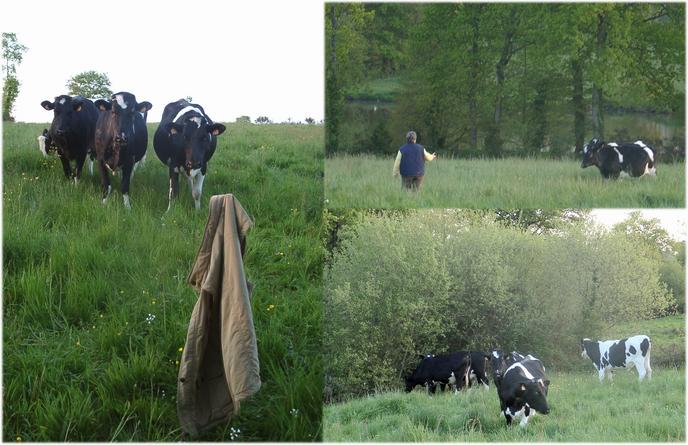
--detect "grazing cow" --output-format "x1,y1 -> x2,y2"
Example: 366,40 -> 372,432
40,95 -> 99,181
581,138 -> 656,179
490,350 -> 526,391
498,356 -> 550,427
405,352 -> 471,394
94,92 -> 152,209
153,99 -> 226,210
580,335 -> 652,382
468,351 -> 491,389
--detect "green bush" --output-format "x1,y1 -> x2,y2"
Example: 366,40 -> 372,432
324,211 -> 674,399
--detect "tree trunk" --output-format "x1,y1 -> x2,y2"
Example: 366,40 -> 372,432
591,13 -> 607,140
486,29 -> 514,157
572,58 -> 585,153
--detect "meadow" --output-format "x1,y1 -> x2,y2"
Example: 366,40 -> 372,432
325,155 -> 685,208
3,122 -> 323,441
324,368 -> 685,442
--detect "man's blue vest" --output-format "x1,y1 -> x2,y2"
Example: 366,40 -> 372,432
399,143 -> 425,177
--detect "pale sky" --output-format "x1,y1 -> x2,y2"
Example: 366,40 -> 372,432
1,0 -> 324,123
590,209 -> 687,242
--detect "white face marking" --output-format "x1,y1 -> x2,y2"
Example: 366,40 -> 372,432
172,106 -> 206,124
189,116 -> 202,128
59,97 -> 66,105
115,94 -> 128,109
505,362 -> 535,380
492,351 -> 499,359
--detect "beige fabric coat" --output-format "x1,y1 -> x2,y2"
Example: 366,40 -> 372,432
177,194 -> 261,437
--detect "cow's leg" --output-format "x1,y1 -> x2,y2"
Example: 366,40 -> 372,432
598,367 -> 606,383
74,151 -> 87,184
607,370 -> 613,381
121,156 -> 134,210
59,155 -> 72,179
98,160 -> 112,204
167,167 -> 179,212
192,172 -> 205,210
644,354 -> 652,381
519,405 -> 531,428
503,408 -> 513,426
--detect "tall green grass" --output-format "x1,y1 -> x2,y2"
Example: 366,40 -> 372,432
3,122 -> 323,441
324,368 -> 685,441
325,154 -> 685,208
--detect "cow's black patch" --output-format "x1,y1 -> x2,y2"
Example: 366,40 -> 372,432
584,341 -> 601,368
608,340 -> 627,367
640,338 -> 650,356
629,345 -> 636,354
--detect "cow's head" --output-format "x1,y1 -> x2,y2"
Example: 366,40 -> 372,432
581,138 -> 604,168
165,115 -> 226,176
41,95 -> 87,144
95,92 -> 152,169
516,379 -> 550,414
580,338 -> 591,359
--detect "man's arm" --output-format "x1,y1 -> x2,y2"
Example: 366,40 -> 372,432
392,151 -> 402,177
424,148 -> 437,161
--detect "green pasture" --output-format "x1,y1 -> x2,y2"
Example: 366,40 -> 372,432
3,122 -> 323,441
325,155 -> 685,208
324,367 -> 685,442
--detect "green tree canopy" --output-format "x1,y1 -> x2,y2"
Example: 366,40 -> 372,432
2,32 -> 28,121
66,70 -> 112,99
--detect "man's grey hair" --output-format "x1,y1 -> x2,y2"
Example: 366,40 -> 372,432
406,131 -> 417,143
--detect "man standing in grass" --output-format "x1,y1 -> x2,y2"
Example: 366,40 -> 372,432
392,131 -> 437,191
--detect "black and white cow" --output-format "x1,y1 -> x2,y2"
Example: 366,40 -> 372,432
468,351 -> 491,389
405,352 -> 471,394
498,356 -> 550,427
581,138 -> 657,179
94,92 -> 152,209
40,95 -> 99,181
490,350 -> 526,391
153,99 -> 226,210
580,335 -> 652,382
37,128 -> 54,157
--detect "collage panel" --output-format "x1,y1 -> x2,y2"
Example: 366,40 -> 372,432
325,3 -> 684,209
2,1 -> 323,442
323,209 -> 685,441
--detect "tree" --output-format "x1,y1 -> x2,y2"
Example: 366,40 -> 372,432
2,33 -> 28,121
66,70 -> 112,99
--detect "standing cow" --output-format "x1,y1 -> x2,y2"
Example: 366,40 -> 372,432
94,92 -> 152,209
153,99 -> 226,211
498,356 -> 550,427
580,335 -> 652,382
468,351 -> 491,389
490,350 -> 526,391
405,352 -> 471,394
581,138 -> 656,179
40,95 -> 99,181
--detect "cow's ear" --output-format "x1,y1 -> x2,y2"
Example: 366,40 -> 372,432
543,379 -> 550,388
95,100 -> 111,111
72,99 -> 84,112
165,122 -> 183,135
41,100 -> 54,111
516,383 -> 527,395
137,101 -> 152,113
208,123 -> 226,136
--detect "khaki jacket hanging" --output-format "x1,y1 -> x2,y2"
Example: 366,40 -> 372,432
177,194 -> 261,437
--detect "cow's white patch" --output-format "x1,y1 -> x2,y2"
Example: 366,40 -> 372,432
189,116 -> 202,128
492,351 -> 500,359
115,94 -> 128,109
635,140 -> 647,148
642,146 -> 654,162
172,106 -> 206,124
59,97 -> 66,105
505,362 -> 535,380
619,170 -> 630,179
37,135 -> 49,157
192,173 -> 205,210
88,158 -> 94,176
611,146 -> 623,163
607,142 -> 618,147
583,144 -> 588,154
139,111 -> 145,119
123,194 -> 131,210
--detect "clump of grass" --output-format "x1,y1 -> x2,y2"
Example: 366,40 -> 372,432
3,122 -> 323,441
325,154 -> 685,208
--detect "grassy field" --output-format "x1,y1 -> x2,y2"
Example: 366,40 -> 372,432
324,314 -> 685,441
325,154 -> 685,208
324,369 -> 685,442
3,122 -> 323,441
